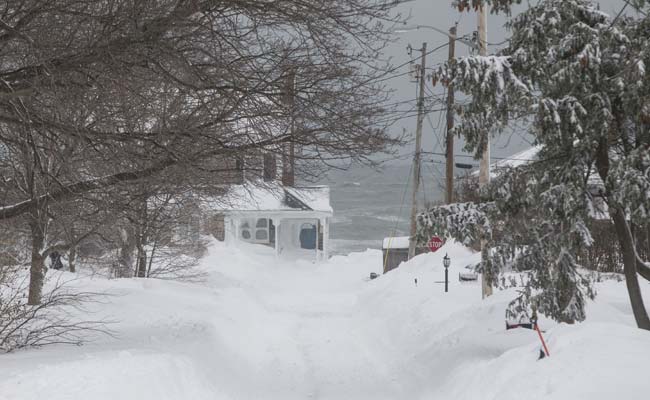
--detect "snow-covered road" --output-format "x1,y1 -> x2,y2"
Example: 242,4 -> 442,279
1,240 -> 649,400
203,246 -> 414,399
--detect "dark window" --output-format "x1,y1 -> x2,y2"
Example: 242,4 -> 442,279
269,220 -> 275,244
299,223 -> 317,250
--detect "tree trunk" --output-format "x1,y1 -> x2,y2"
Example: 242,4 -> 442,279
68,245 -> 77,273
146,241 -> 157,278
67,224 -> 77,273
136,245 -> 147,278
611,208 -> 650,330
634,223 -> 650,282
481,240 -> 493,298
117,227 -> 136,278
135,198 -> 148,278
27,218 -> 46,305
646,223 -> 650,266
595,131 -> 650,329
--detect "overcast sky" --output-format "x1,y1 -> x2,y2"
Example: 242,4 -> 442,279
380,0 -> 629,166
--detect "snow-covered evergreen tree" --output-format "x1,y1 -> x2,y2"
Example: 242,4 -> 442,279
420,0 -> 650,328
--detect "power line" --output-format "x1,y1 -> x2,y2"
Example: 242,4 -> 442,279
424,160 -> 446,192
383,156 -> 415,271
424,84 -> 447,160
487,39 -> 510,47
423,151 -> 537,163
381,94 -> 447,109
610,1 -> 630,28
376,106 -> 449,126
425,113 -> 445,153
362,41 -> 451,87
372,70 -> 413,85
624,0 -> 648,16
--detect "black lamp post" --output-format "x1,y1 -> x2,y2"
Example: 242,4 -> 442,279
443,253 -> 451,292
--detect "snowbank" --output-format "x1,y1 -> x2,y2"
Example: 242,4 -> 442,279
0,239 -> 648,400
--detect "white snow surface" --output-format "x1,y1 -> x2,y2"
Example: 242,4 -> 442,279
1,239 -> 649,399
205,181 -> 332,213
470,145 -> 542,179
382,235 -> 410,249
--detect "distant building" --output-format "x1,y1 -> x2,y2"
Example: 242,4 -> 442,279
381,236 -> 429,273
470,145 -> 608,220
206,181 -> 332,262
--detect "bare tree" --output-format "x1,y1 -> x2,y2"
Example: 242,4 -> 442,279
0,0 -> 405,303
0,266 -> 109,352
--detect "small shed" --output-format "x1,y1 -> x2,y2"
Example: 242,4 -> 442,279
382,236 -> 429,273
214,182 -> 332,261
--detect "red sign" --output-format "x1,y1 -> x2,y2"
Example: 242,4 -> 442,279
427,236 -> 444,252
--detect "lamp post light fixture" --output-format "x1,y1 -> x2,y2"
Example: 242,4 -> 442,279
443,253 -> 451,292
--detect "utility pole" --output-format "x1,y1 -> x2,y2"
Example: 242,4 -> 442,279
445,25 -> 456,204
477,5 -> 489,188
408,42 -> 427,260
477,3 -> 493,298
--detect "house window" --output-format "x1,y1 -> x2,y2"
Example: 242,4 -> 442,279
254,218 -> 269,243
269,219 -> 275,244
240,221 -> 252,240
299,223 -> 317,250
240,218 -> 270,243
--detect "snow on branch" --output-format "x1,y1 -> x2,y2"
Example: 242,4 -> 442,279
433,55 -> 531,156
416,202 -> 495,246
608,146 -> 650,222
452,0 -> 523,15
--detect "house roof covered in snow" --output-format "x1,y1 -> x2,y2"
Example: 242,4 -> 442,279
382,236 -> 410,249
470,146 -> 609,220
489,145 -> 543,175
204,181 -> 332,214
473,145 -> 603,187
470,145 -> 543,179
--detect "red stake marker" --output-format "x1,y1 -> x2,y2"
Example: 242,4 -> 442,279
535,323 -> 550,357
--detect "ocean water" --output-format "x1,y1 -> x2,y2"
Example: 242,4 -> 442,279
321,164 -> 444,255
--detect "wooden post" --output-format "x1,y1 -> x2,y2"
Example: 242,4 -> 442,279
478,3 -> 493,298
478,5 -> 490,187
408,42 -> 427,260
446,26 -> 456,204
478,4 -> 490,185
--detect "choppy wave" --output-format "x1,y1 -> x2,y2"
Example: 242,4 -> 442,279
341,181 -> 361,187
329,239 -> 382,255
322,164 -> 443,255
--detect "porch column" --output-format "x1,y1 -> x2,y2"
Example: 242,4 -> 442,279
274,219 -> 280,257
321,217 -> 329,261
225,217 -> 237,245
315,218 -> 321,261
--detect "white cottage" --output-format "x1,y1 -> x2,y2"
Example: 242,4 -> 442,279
217,182 -> 332,261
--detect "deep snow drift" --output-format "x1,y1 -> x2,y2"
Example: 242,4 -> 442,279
1,239 -> 649,400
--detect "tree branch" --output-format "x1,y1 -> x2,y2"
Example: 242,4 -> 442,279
0,135 -> 290,221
